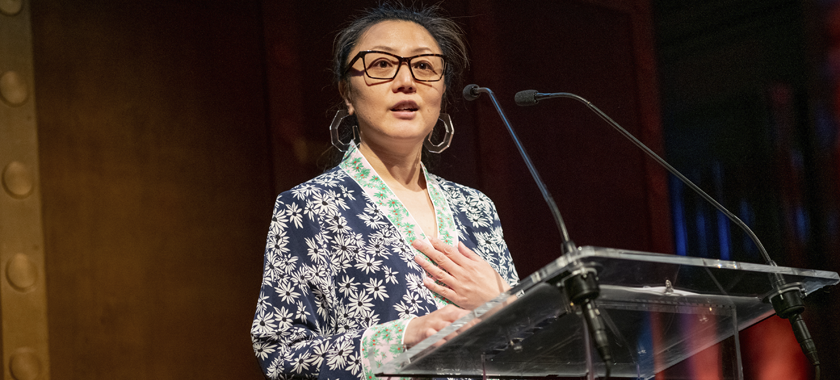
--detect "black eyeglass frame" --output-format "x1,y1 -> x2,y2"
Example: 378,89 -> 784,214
342,50 -> 447,83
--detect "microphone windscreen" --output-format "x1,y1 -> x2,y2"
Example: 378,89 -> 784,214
462,84 -> 481,101
515,90 -> 539,106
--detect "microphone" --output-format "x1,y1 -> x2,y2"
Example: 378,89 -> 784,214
462,84 -> 481,101
463,84 -> 612,378
516,89 -> 821,379
513,89 -> 539,106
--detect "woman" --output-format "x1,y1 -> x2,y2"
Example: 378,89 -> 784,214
251,4 -> 519,379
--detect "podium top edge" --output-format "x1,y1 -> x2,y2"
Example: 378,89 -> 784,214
517,246 -> 840,295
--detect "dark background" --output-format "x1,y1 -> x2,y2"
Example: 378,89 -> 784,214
21,0 -> 839,378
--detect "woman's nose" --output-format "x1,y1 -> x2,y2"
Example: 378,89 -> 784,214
391,62 -> 416,92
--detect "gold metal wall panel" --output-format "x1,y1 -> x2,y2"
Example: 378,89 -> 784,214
0,0 -> 51,379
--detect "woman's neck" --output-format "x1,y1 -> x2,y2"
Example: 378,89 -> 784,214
358,141 -> 426,192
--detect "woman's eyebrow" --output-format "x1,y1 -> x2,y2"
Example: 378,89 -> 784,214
368,46 -> 436,55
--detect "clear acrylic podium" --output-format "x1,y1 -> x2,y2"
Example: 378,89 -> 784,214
379,246 -> 840,379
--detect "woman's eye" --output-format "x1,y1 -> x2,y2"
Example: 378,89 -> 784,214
413,61 -> 432,71
369,59 -> 394,69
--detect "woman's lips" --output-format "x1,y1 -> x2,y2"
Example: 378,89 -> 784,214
391,109 -> 416,119
390,100 -> 419,119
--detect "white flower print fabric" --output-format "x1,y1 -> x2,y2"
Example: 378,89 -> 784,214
251,144 -> 519,379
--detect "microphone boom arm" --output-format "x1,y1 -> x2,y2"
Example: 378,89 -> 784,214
467,86 -> 573,249
532,92 -> 775,267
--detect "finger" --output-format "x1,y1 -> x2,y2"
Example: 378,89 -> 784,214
429,314 -> 461,340
431,333 -> 448,347
414,255 -> 455,284
453,318 -> 479,335
413,253 -> 436,273
457,241 -> 484,262
414,239 -> 461,275
410,238 -> 429,253
412,239 -> 448,263
439,304 -> 470,322
433,331 -> 460,347
423,276 -> 462,305
425,327 -> 440,341
449,306 -> 471,321
425,320 -> 455,347
430,237 -> 469,265
463,317 -> 480,330
442,329 -> 459,342
441,315 -> 471,341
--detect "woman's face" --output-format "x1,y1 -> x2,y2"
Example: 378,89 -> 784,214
342,20 -> 446,154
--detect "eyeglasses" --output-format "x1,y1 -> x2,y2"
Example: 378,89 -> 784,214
343,50 -> 446,82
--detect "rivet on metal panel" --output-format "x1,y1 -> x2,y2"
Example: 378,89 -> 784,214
9,351 -> 41,380
0,71 -> 29,106
0,0 -> 22,16
7,253 -> 38,291
3,161 -> 34,198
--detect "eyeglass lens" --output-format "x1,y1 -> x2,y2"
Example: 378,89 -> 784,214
362,53 -> 444,81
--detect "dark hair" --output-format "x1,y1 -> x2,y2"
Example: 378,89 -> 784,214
332,2 -> 469,106
322,2 -> 468,170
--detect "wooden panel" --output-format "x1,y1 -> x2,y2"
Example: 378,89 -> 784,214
1,0 -> 51,379
30,1 -> 270,378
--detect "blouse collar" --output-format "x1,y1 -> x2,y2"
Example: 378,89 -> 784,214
339,142 -> 458,248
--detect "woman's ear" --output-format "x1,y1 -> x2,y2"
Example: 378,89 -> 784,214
339,81 -> 355,115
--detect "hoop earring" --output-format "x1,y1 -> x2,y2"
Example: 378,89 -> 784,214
329,109 -> 358,152
424,113 -> 454,153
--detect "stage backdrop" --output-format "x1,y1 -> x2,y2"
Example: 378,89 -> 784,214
0,0 -> 827,379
